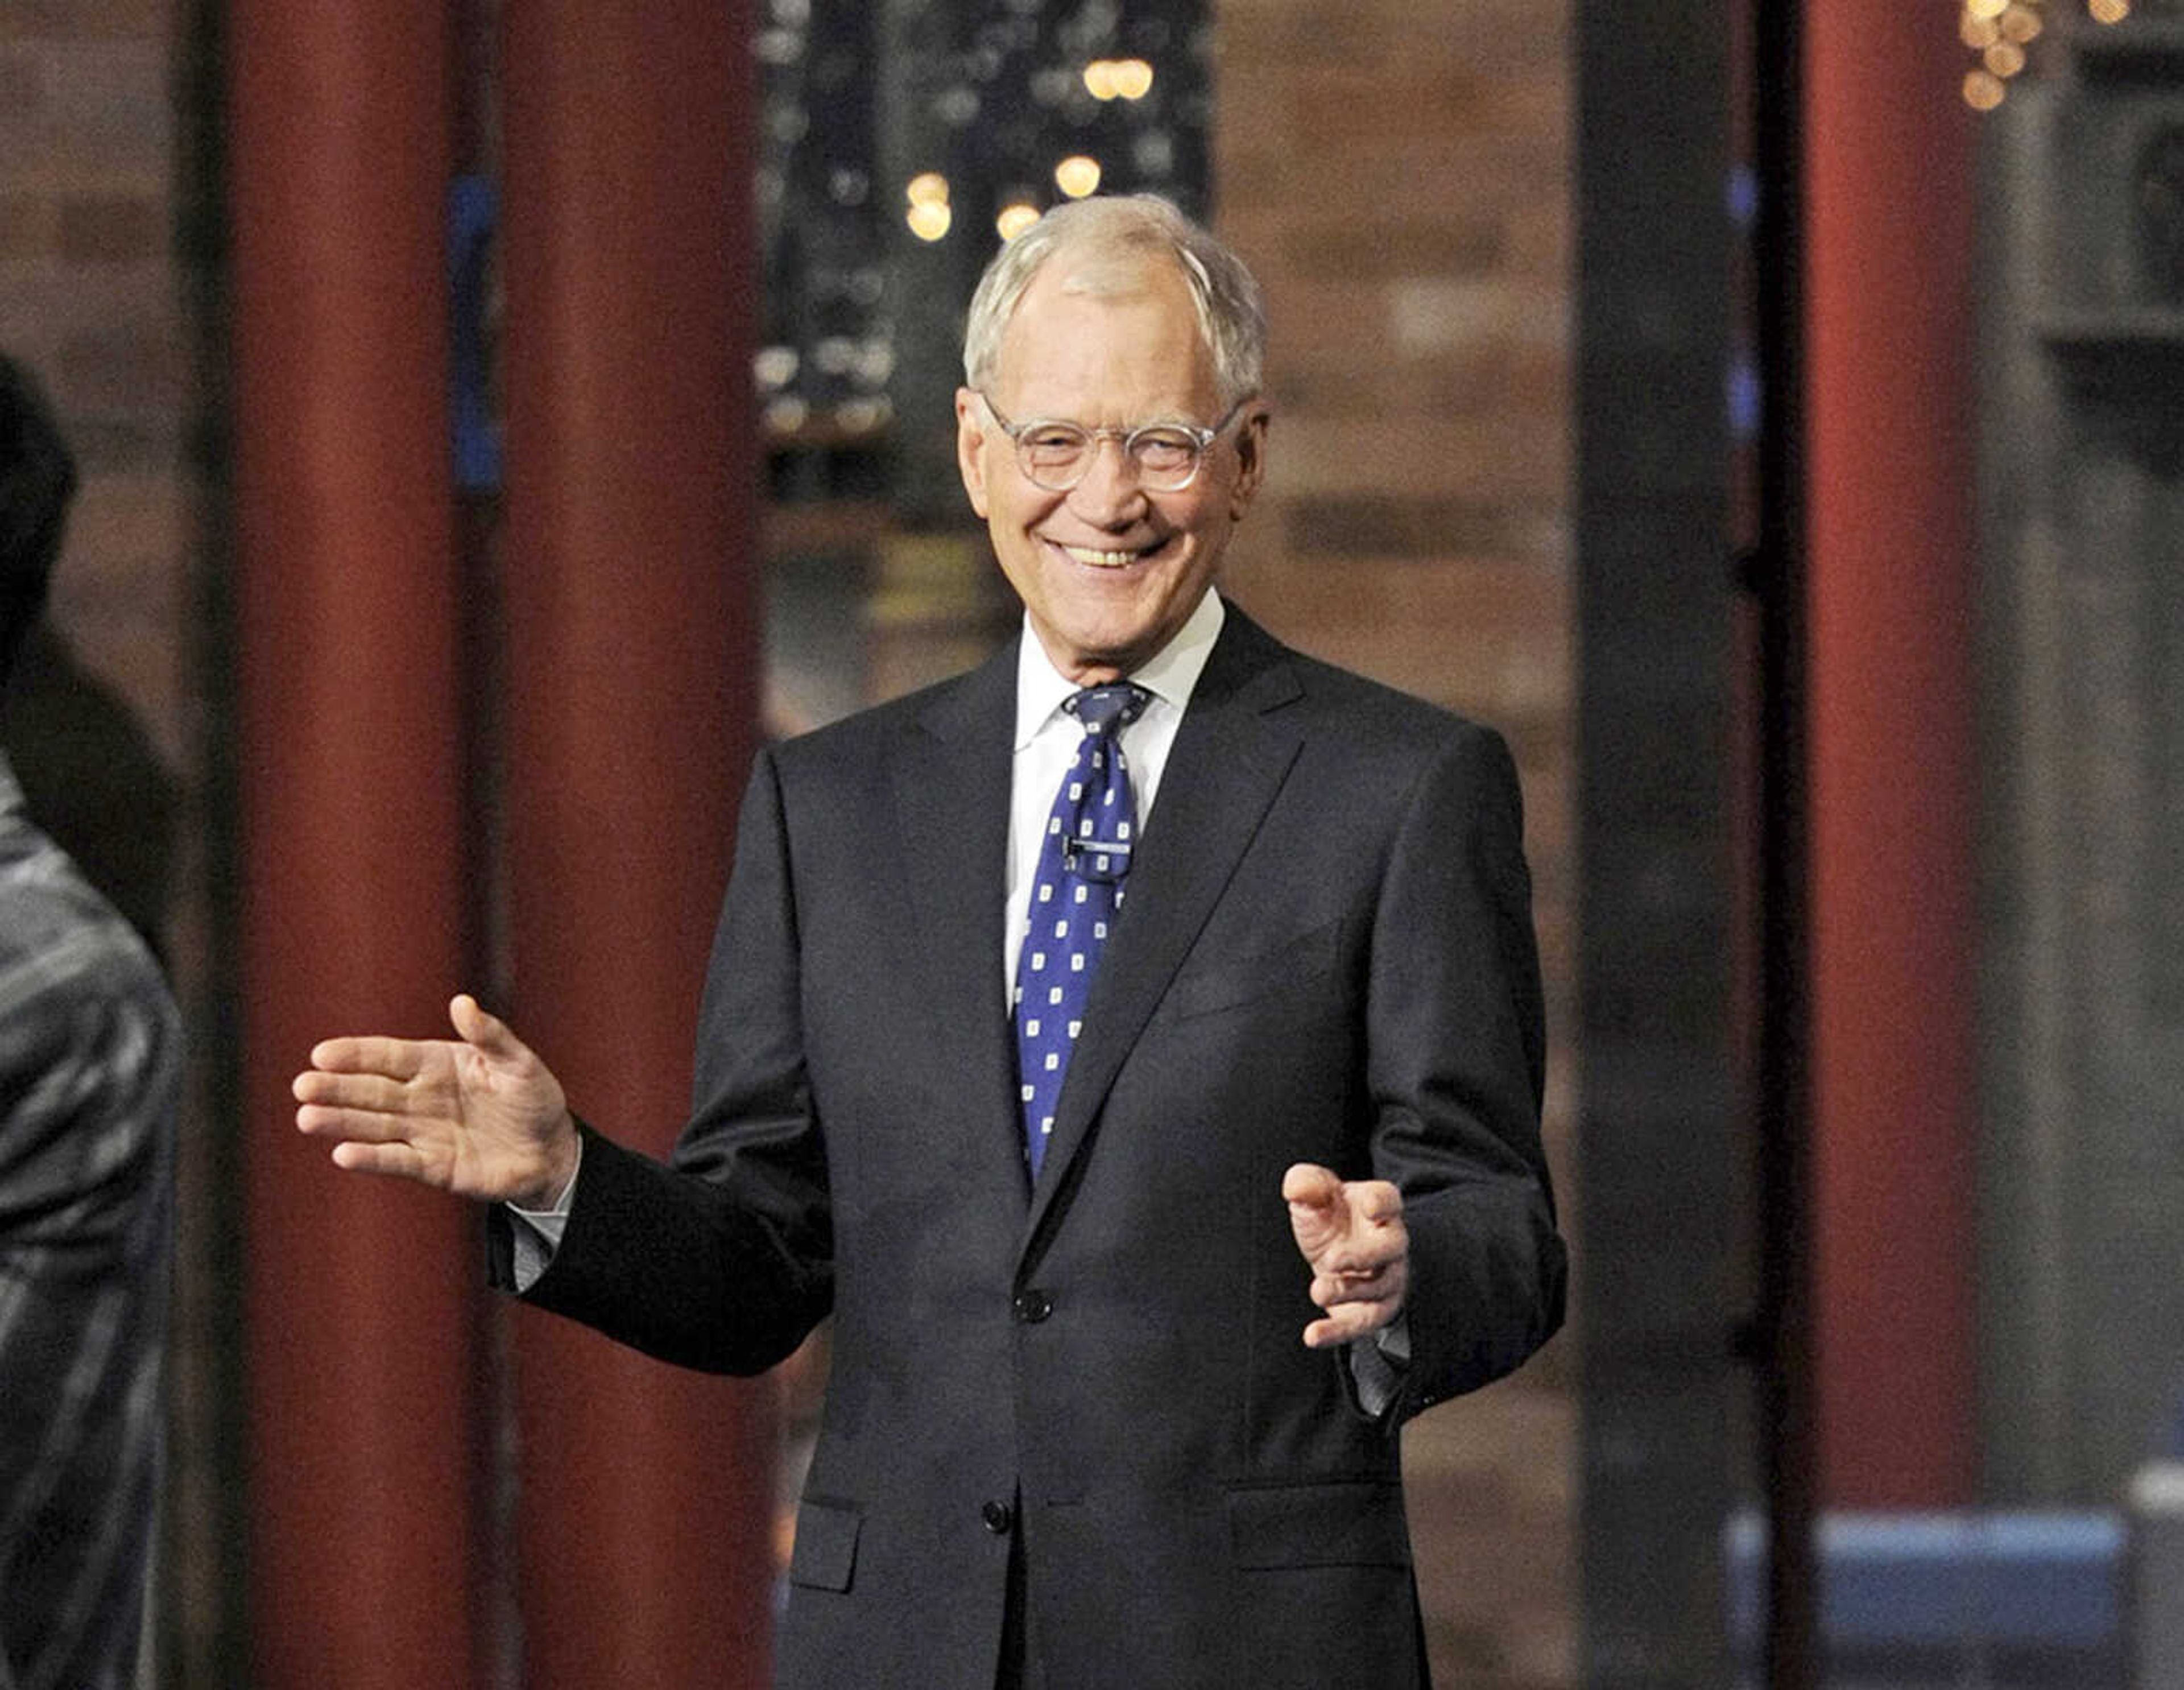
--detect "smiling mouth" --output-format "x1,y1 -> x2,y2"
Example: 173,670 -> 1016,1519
1057,539 -> 1167,568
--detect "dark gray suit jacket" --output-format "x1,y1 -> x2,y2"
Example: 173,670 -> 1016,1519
505,605 -> 1565,1689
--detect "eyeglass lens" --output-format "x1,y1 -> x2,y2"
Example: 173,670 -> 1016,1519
1019,425 -> 1202,490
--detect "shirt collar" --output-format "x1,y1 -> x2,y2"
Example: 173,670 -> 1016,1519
1012,588 -> 1226,749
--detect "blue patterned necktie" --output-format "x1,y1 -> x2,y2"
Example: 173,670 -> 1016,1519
1014,682 -> 1152,1177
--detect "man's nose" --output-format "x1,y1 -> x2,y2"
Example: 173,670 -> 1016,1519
1068,433 -> 1147,520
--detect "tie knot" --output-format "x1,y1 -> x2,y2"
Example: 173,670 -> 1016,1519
1065,683 -> 1151,737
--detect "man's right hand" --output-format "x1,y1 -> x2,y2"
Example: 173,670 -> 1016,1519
292,994 -> 578,1209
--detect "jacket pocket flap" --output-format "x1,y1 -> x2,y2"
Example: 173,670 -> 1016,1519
1227,1481 -> 1411,1569
788,1497 -> 862,1592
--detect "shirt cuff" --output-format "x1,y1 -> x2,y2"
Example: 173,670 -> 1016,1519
1347,1312 -> 1412,1419
504,1143 -> 582,1293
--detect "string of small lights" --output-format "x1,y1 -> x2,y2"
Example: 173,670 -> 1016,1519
756,1 -> 1207,451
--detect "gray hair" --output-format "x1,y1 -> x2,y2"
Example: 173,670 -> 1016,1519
960,195 -> 1266,410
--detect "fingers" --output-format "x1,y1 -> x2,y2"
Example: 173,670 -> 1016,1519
288,993 -> 554,1200
1312,1262 -> 1398,1308
1308,1225 -> 1400,1276
1285,1166 -> 1409,1349
293,1017 -> 461,1164
1346,1180 -> 1402,1228
294,1101 -> 402,1144
1302,1300 -> 1399,1348
292,1068 -> 413,1116
1283,1162 -> 1345,1258
302,994 -> 520,1080
306,1033 -> 435,1080
1284,1167 -> 1404,1270
1281,1161 -> 1341,1209
1308,1249 -> 1403,1311
1302,1255 -> 1408,1348
449,993 -> 530,1064
328,1137 -> 432,1181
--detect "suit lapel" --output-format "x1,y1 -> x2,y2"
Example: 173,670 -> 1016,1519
1024,610 -> 1305,1244
889,642 -> 1027,1195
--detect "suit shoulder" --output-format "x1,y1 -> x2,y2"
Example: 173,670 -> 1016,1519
767,656 -> 1002,776
1221,604 -> 1503,749
1278,645 -> 1513,770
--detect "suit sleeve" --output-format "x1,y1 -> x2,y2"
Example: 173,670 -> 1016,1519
488,748 -> 834,1375
1366,721 -> 1564,1422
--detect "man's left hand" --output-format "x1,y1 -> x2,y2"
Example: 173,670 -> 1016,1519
1283,1163 -> 1408,1349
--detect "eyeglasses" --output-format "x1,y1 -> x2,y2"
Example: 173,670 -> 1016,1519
977,391 -> 1254,493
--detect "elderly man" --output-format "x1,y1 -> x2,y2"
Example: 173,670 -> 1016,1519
295,195 -> 1563,1689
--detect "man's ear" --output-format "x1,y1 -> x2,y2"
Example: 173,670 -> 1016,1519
954,387 -> 991,520
1229,404 -> 1269,521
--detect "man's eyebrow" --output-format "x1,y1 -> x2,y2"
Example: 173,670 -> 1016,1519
1017,410 -> 1207,427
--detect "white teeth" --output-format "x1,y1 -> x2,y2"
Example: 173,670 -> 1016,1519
1062,545 -> 1145,567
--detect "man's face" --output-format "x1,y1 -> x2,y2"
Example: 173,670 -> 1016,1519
956,256 -> 1267,685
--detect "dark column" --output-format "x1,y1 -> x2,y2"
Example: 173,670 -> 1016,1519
497,5 -> 776,1685
1752,3 -> 1817,1680
228,3 -> 485,1685
1804,0 -> 1980,1508
1575,3 -> 1737,1685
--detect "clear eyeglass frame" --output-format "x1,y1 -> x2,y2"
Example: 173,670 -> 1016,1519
976,391 -> 1254,493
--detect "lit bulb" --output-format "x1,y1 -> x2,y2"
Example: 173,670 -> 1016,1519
907,172 -> 950,207
753,346 -> 799,390
1054,155 -> 1102,199
1999,3 -> 2042,43
996,203 -> 1041,242
1961,11 -> 2003,48
1083,60 -> 1119,100
1963,67 -> 2006,109
1984,39 -> 2026,77
1111,59 -> 1155,100
2088,0 -> 2128,21
1967,0 -> 2007,19
907,200 -> 953,241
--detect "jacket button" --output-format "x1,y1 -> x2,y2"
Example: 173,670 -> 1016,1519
1013,1288 -> 1053,1324
982,1499 -> 1015,1535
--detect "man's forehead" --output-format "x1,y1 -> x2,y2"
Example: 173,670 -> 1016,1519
1036,241 -> 1177,300
997,254 -> 1203,359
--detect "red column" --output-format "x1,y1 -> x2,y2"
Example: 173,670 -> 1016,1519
1805,3 -> 1980,1506
498,5 -> 775,1685
229,3 -> 486,1684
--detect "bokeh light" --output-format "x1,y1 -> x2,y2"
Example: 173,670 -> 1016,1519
1111,60 -> 1154,100
1082,59 -> 1154,102
1054,155 -> 1102,199
907,200 -> 952,241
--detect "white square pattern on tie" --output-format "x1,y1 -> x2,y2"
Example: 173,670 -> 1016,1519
1012,683 -> 1151,1176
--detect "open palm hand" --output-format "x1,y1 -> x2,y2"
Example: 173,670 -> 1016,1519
293,994 -> 578,1209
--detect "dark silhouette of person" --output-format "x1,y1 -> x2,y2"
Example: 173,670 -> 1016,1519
0,352 -> 183,1690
